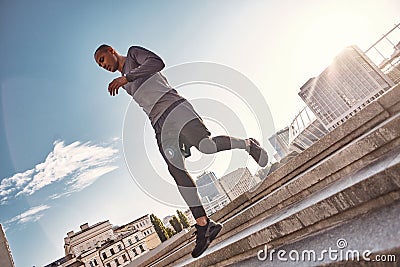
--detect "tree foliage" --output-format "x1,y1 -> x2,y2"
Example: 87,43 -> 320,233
150,214 -> 170,242
165,227 -> 174,237
177,210 -> 191,228
169,215 -> 183,233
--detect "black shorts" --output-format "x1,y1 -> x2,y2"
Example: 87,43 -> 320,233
153,99 -> 211,158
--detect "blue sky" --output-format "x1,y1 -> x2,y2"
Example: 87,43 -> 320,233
0,1 -> 398,266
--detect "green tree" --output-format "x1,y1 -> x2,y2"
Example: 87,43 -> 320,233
150,214 -> 170,242
177,210 -> 190,228
165,227 -> 174,237
169,215 -> 183,233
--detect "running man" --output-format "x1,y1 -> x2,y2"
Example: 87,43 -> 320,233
94,44 -> 268,258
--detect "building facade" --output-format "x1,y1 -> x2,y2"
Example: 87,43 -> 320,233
0,224 -> 15,267
289,106 -> 329,153
201,193 -> 231,216
218,167 -> 260,201
299,45 -> 394,130
64,221 -> 115,257
113,215 -> 160,250
196,171 -> 224,201
46,215 -> 159,267
268,127 -> 291,161
95,230 -> 148,267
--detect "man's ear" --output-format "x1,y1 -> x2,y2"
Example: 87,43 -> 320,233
108,47 -> 115,54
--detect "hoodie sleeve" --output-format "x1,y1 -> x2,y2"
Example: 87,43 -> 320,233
125,46 -> 165,82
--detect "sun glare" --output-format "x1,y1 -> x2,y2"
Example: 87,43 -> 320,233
293,3 -> 373,76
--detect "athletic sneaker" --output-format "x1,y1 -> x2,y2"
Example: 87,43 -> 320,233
191,219 -> 223,258
246,138 -> 269,167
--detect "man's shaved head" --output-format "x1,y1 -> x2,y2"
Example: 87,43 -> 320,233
94,44 -> 111,57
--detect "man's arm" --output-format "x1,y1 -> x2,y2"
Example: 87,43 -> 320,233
108,76 -> 128,96
108,46 -> 165,96
125,46 -> 165,82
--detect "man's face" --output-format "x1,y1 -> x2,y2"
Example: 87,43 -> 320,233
94,48 -> 119,72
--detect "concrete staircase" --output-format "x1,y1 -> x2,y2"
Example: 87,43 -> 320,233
128,84 -> 400,267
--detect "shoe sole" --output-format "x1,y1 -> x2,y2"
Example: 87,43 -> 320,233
258,150 -> 269,167
249,138 -> 269,167
192,223 -> 223,258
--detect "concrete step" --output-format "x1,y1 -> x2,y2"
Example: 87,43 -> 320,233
229,200 -> 400,267
128,84 -> 400,267
176,149 -> 400,266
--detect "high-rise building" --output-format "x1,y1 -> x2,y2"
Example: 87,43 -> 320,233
0,224 -> 15,267
299,45 -> 395,130
196,171 -> 224,201
269,127 -> 291,161
195,172 -> 231,216
201,194 -> 231,217
289,106 -> 329,153
218,168 -> 260,201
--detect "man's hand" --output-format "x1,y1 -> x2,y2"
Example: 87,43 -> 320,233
108,76 -> 128,96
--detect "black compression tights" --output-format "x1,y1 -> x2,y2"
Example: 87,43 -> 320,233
157,135 -> 247,219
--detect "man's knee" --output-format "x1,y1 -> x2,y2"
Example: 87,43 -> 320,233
197,138 -> 217,154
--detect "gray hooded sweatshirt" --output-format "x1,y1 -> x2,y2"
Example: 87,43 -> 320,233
122,46 -> 184,125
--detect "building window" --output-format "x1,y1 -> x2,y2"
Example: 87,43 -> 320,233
118,244 -> 123,251
93,259 -> 98,266
135,236 -> 139,242
89,261 -> 94,267
102,252 -> 107,259
128,239 -> 133,245
122,254 -> 128,262
139,244 -> 145,252
115,258 -> 121,266
133,248 -> 138,256
110,248 -> 115,255
106,264 -> 111,267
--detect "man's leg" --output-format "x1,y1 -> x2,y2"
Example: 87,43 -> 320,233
156,134 -> 207,220
179,118 -> 268,167
198,135 -> 246,152
197,136 -> 269,167
156,134 -> 223,258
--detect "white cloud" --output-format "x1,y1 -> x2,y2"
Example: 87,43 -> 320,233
48,165 -> 119,200
0,169 -> 34,197
0,140 -> 119,204
69,166 -> 118,192
6,205 -> 51,225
